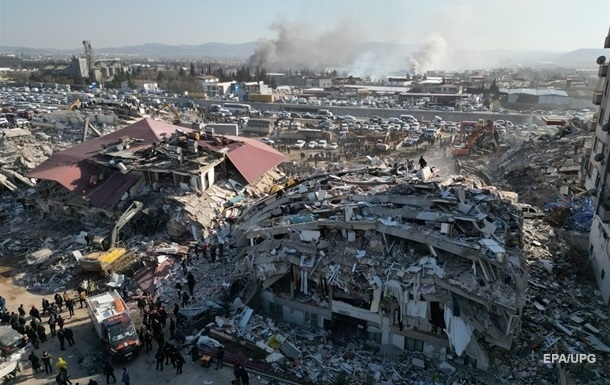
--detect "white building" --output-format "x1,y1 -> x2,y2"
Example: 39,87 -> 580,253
201,81 -> 235,97
583,26 -> 610,306
386,77 -> 410,87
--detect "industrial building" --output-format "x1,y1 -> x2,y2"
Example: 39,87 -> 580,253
500,88 -> 570,107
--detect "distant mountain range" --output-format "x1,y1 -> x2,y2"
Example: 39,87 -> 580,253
1,42 -> 608,68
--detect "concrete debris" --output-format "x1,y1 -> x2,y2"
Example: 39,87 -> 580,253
1,117 -> 608,385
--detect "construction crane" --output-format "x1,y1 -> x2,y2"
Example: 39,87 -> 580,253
451,119 -> 498,156
79,201 -> 143,273
68,99 -> 81,111
153,103 -> 181,125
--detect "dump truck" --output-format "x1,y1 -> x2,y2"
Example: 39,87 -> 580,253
79,201 -> 143,273
86,291 -> 140,361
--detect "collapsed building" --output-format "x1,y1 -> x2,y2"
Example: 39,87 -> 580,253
230,170 -> 528,370
25,118 -> 286,231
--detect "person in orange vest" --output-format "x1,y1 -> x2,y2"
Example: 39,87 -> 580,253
79,291 -> 87,308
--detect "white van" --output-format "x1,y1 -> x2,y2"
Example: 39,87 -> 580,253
318,109 -> 334,118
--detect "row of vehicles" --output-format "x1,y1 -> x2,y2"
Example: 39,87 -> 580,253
294,139 -> 338,150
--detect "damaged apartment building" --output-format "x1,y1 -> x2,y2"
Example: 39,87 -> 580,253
26,118 -> 286,228
231,172 -> 527,370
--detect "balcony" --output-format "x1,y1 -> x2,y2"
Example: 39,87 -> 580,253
593,92 -> 603,105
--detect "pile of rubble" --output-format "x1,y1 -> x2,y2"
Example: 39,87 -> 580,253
465,131 -> 590,207
506,218 -> 610,384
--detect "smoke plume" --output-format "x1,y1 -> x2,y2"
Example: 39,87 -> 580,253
248,21 -> 362,70
409,35 -> 448,75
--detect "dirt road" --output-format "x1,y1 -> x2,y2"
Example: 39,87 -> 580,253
0,255 -> 255,385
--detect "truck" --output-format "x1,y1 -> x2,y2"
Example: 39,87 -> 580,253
203,123 -> 239,136
243,119 -> 273,135
247,93 -> 274,103
86,291 -> 140,361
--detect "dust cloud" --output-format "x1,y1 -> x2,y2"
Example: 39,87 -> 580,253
248,5 -> 501,77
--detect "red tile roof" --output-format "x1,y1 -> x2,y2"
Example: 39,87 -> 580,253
28,119 -> 183,210
222,135 -> 286,184
28,119 -> 285,208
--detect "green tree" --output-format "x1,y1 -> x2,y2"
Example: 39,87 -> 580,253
489,77 -> 499,97
190,62 -> 196,77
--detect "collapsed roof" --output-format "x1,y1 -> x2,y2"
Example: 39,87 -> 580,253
27,118 -> 286,210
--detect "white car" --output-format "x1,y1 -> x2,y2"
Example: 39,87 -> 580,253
261,138 -> 274,145
307,141 -> 317,149
327,142 -> 338,150
294,140 -> 306,149
317,140 -> 328,149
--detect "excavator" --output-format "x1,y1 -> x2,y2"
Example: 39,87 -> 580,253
79,201 -> 143,274
152,103 -> 181,125
68,99 -> 81,111
451,119 -> 499,156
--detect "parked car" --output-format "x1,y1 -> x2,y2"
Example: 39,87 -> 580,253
261,138 -> 274,145
327,142 -> 339,150
294,140 -> 306,149
0,327 -> 28,357
307,141 -> 317,149
317,140 -> 328,149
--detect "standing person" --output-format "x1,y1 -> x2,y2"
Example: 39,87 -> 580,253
418,155 -> 427,169
18,304 -> 26,317
63,291 -> 70,305
41,351 -> 53,374
121,368 -> 130,385
210,243 -> 217,263
26,326 -> 39,349
42,298 -> 50,315
57,329 -> 66,350
215,346 -> 225,370
0,296 -> 5,312
48,313 -> 57,337
30,305 -> 42,322
181,292 -> 189,308
54,293 -> 64,311
137,297 -> 146,316
187,272 -> 196,296
37,322 -> 47,342
172,303 -> 179,319
64,327 -> 75,346
28,350 -> 42,373
155,349 -> 165,371
103,360 -> 116,384
57,315 -> 65,330
233,364 -> 243,385
66,298 -> 75,318
239,365 -> 250,385
144,329 -> 153,352
56,357 -> 72,385
190,343 -> 199,363
169,318 -> 175,340
175,353 -> 186,374
79,290 -> 87,308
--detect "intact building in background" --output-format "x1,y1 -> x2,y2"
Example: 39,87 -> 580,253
584,26 -> 610,306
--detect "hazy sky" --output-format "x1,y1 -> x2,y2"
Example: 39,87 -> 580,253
0,0 -> 608,51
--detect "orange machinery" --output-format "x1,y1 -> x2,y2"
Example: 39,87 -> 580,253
450,119 -> 496,156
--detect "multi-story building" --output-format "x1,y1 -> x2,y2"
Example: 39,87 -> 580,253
583,26 -> 610,306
